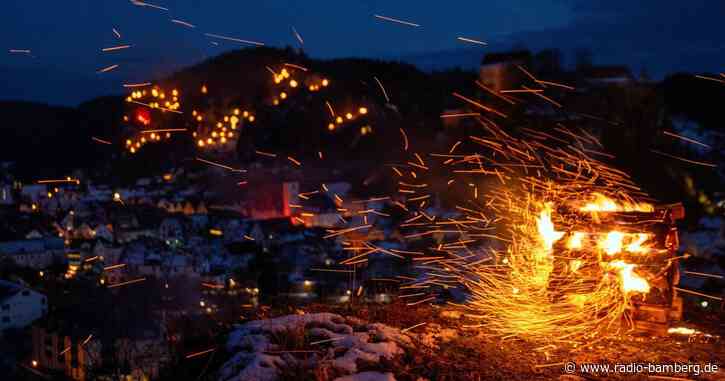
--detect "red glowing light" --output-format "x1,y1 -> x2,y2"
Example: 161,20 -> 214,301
135,108 -> 151,126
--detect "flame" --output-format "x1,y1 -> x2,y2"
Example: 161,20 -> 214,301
580,193 -> 653,212
608,260 -> 650,294
667,327 -> 697,335
569,259 -> 583,272
625,233 -> 651,253
566,231 -> 585,249
600,231 -> 624,256
536,205 -> 564,252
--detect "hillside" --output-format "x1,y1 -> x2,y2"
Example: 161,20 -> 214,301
0,47 -> 478,183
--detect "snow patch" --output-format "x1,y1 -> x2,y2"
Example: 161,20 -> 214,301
220,313 -> 413,381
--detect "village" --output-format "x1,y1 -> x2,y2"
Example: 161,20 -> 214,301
0,41 -> 723,380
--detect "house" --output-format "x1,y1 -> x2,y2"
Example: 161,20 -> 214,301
295,192 -> 341,228
0,280 -> 47,331
31,325 -> 101,381
0,237 -> 65,269
20,184 -> 47,203
92,224 -> 113,242
164,254 -> 199,278
0,183 -> 14,205
32,317 -> 166,381
479,50 -> 533,92
112,207 -> 163,243
582,65 -> 634,86
246,182 -> 299,220
159,216 -> 185,244
113,328 -> 169,380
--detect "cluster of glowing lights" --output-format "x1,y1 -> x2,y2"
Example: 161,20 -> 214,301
307,78 -> 329,92
193,108 -> 253,149
125,132 -> 173,153
122,83 -> 257,153
126,87 -> 181,111
268,65 -> 372,135
123,86 -> 184,153
327,106 -> 371,135
271,66 -> 330,105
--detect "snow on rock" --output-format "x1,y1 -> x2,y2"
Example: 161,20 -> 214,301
333,371 -> 397,381
417,323 -> 458,349
219,313 -> 413,381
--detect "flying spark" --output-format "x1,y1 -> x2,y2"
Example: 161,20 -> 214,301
97,64 -> 119,73
129,99 -> 182,113
456,36 -> 487,45
92,137 -> 112,145
374,76 -> 390,102
123,82 -> 152,88
291,26 -> 304,45
399,128 -> 409,151
373,14 -> 421,27
102,44 -> 131,52
283,62 -> 308,71
171,18 -> 196,28
130,0 -> 169,11
103,264 -> 126,271
440,112 -> 481,118
695,74 -> 725,84
196,157 -> 246,172
287,156 -> 302,166
204,33 -> 264,46
107,277 -> 146,288
37,178 -> 79,184
140,128 -> 187,133
255,150 -> 277,158
662,131 -> 711,149
185,348 -> 216,359
650,149 -> 717,168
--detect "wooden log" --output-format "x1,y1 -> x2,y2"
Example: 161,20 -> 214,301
634,320 -> 669,336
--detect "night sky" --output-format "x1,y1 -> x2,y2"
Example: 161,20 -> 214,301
1,0 -> 723,105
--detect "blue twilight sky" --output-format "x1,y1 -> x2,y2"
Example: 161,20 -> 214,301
0,1 -> 723,105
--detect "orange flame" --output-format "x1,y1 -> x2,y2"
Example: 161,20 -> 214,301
600,231 -> 624,256
580,193 -> 653,212
625,233 -> 651,254
536,205 -> 564,252
566,231 -> 585,250
608,260 -> 650,294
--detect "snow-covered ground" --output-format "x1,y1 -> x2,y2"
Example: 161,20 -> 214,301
219,313 -> 415,381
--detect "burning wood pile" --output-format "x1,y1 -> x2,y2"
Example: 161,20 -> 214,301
549,198 -> 686,336
446,193 -> 687,344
